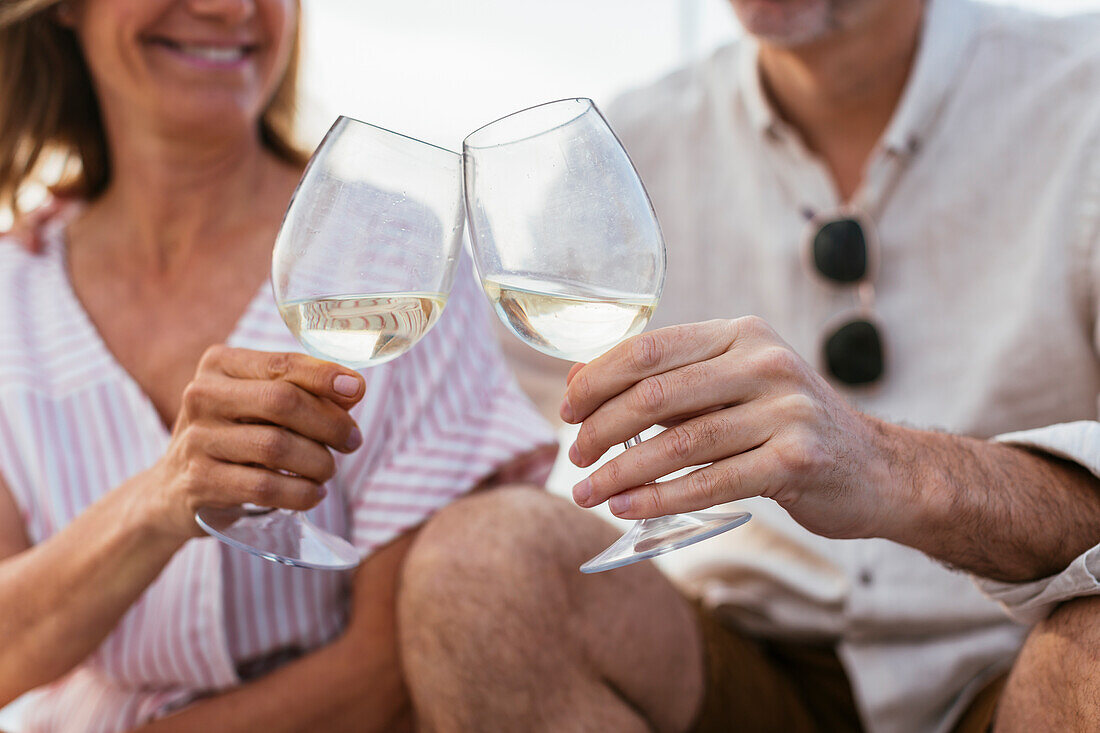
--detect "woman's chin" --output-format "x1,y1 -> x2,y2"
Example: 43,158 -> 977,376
140,90 -> 260,133
147,100 -> 264,144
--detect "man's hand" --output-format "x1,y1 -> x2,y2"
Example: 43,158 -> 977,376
561,317 -> 898,540
562,317 -> 1100,582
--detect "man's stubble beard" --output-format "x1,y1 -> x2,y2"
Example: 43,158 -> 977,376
730,0 -> 882,47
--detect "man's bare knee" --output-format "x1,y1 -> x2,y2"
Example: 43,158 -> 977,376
397,486 -> 704,733
402,486 -> 617,597
397,486 -> 622,657
997,595 -> 1100,731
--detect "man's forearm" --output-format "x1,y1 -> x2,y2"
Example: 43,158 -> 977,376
879,422 -> 1100,582
134,532 -> 416,733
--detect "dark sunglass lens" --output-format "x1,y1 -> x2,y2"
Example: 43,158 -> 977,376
824,319 -> 883,384
813,219 -> 867,283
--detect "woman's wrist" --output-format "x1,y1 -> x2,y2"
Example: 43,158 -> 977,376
113,464 -> 198,551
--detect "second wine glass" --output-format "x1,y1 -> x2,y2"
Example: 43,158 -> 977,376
463,98 -> 751,573
195,116 -> 465,570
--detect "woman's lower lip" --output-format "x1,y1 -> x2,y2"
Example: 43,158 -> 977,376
148,42 -> 254,72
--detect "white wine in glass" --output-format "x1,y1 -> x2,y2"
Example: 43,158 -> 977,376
465,99 -> 751,573
195,116 -> 464,570
279,292 -> 447,369
482,275 -> 657,362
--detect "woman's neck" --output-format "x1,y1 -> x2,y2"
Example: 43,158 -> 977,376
80,121 -> 297,274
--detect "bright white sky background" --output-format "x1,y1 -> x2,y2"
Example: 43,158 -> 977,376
297,0 -> 1100,151
2,0 -> 1094,227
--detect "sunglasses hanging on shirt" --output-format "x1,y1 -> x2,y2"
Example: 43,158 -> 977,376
801,210 -> 885,385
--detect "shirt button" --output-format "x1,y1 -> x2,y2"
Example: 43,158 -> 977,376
858,569 -> 874,586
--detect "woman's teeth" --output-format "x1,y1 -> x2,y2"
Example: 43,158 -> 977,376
177,44 -> 247,63
151,38 -> 251,63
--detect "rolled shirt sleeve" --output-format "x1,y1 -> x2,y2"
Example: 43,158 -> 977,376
974,421 -> 1100,624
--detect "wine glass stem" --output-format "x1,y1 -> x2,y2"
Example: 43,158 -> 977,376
622,433 -> 649,524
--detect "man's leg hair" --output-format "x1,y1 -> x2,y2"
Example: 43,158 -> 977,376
397,486 -> 705,733
995,595 -> 1100,731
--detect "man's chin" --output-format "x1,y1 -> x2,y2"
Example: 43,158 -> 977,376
732,0 -> 833,47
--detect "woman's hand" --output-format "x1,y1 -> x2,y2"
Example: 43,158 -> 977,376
0,346 -> 366,702
147,346 -> 366,541
560,317 -> 896,541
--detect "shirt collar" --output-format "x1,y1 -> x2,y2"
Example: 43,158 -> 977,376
737,33 -> 775,138
880,0 -> 981,155
737,0 -> 982,154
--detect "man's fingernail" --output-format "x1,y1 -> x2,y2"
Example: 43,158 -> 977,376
573,479 -> 591,506
560,398 -> 575,423
334,374 -> 359,397
609,494 -> 631,515
346,426 -> 363,451
568,442 -> 582,466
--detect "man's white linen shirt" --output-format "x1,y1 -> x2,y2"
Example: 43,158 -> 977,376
595,1 -> 1100,731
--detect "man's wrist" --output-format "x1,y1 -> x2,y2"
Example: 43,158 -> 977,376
860,423 -> 1010,567
858,418 -> 949,546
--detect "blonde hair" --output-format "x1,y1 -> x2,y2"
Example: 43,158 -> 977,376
0,0 -> 307,217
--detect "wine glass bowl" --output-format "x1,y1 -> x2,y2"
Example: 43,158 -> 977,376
195,116 -> 465,570
464,99 -> 750,573
465,99 -> 664,363
273,117 -> 464,369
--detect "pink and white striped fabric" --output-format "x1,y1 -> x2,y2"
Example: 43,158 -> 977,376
0,205 -> 555,731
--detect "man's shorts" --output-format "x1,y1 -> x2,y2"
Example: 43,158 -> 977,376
689,603 -> 1007,733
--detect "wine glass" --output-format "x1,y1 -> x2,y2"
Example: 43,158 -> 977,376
195,116 -> 465,570
463,98 -> 750,573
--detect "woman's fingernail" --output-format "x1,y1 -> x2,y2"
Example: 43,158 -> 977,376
573,479 -> 591,506
346,426 -> 363,451
317,485 -> 328,500
334,374 -> 359,397
559,398 -> 575,423
568,442 -> 582,466
609,494 -> 631,515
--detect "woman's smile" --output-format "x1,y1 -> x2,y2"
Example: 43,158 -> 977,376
143,34 -> 261,73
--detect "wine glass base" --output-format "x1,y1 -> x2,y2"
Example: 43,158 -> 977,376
579,510 -> 751,574
196,507 -> 361,571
